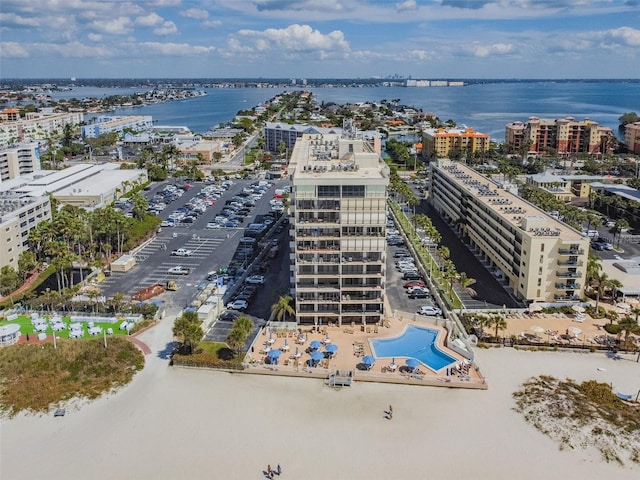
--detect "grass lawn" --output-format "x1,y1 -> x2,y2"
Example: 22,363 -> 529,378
0,336 -> 144,417
0,314 -> 131,340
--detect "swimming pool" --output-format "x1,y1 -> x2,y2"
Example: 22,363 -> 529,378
370,325 -> 457,372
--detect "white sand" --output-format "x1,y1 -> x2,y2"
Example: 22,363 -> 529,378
2,321 -> 640,479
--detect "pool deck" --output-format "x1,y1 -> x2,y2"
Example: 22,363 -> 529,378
242,313 -> 487,390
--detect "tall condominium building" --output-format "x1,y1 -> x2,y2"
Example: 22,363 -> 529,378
430,159 -> 589,303
421,127 -> 490,159
505,117 -> 613,155
0,143 -> 41,182
0,191 -> 51,270
0,110 -> 83,148
624,122 -> 640,154
289,132 -> 390,326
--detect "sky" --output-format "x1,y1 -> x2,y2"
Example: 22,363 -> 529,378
1,0 -> 639,79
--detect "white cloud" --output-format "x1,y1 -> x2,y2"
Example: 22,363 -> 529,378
467,42 -> 513,57
138,42 -> 216,56
395,0 -> 418,12
233,24 -> 350,55
0,12 -> 41,27
87,33 -> 103,42
89,16 -> 132,35
135,12 -> 164,27
153,21 -> 178,36
0,42 -> 30,58
599,26 -> 640,47
203,19 -> 222,28
181,8 -> 209,20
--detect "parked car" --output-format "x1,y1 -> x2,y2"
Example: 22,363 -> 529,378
418,305 -> 442,316
409,290 -> 430,299
227,299 -> 248,311
171,248 -> 193,257
245,275 -> 265,285
404,281 -> 425,289
168,266 -> 191,275
407,286 -> 430,295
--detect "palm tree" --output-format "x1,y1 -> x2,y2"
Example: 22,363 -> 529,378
271,295 -> 295,322
457,272 -> 477,297
592,271 -> 612,310
617,315 -> 639,350
226,316 -> 255,353
173,315 -> 203,354
488,313 -> 507,341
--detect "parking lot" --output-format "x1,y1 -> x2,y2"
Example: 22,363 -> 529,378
101,176 -> 292,328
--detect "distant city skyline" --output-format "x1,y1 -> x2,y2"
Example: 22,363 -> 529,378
1,0 -> 639,80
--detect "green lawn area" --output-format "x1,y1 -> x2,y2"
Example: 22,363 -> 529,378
0,314 -> 131,340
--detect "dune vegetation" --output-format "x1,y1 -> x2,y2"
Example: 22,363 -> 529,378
0,337 -> 144,417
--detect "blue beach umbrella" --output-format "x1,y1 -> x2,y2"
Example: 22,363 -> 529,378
309,340 -> 322,350
310,350 -> 325,366
268,349 -> 282,359
268,349 -> 282,365
406,358 -> 420,370
362,355 -> 376,366
310,351 -> 325,362
325,344 -> 338,354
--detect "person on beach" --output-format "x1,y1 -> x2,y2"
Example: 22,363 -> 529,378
267,464 -> 274,478
389,405 -> 393,419
276,464 -> 282,475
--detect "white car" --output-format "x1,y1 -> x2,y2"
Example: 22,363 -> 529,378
407,286 -> 430,295
418,306 -> 442,316
168,266 -> 191,275
206,222 -> 222,229
227,299 -> 248,310
245,275 -> 265,285
171,248 -> 193,257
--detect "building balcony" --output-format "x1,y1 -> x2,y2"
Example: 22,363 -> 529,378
557,260 -> 583,267
556,271 -> 581,278
554,294 -> 580,301
558,248 -> 585,255
296,283 -> 340,291
555,283 -> 581,290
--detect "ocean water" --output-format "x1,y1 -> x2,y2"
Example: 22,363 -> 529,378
57,82 -> 640,141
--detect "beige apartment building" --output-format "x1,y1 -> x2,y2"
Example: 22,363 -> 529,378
0,193 -> 51,270
0,110 -> 83,148
430,159 -> 589,304
421,127 -> 490,159
289,132 -> 390,326
624,122 -> 640,154
505,117 -> 613,155
0,143 -> 41,182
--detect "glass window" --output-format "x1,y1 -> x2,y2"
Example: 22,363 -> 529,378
342,185 -> 365,197
318,185 -> 340,197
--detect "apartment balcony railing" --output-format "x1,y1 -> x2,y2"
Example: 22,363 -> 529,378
554,294 -> 580,301
557,260 -> 583,266
558,248 -> 585,255
556,271 -> 581,278
555,283 -> 580,290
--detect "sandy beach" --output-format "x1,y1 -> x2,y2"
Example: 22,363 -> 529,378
2,313 -> 640,480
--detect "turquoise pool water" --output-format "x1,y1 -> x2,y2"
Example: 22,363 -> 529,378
370,325 -> 457,372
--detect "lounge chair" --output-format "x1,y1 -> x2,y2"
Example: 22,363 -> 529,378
616,392 -> 634,401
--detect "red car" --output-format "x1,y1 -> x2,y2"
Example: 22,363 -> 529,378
404,281 -> 425,289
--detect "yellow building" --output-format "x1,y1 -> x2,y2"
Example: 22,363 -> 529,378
624,122 -> 640,154
430,160 -> 589,303
421,127 -> 490,159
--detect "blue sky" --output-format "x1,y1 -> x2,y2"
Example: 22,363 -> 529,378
1,0 -> 639,79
